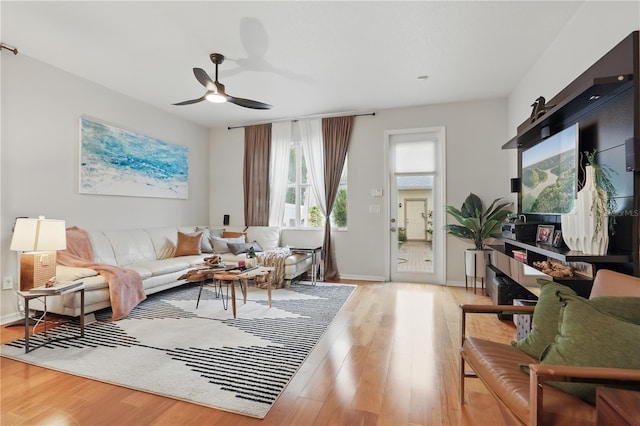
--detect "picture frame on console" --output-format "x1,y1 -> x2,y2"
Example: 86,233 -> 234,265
536,224 -> 554,244
552,230 -> 563,248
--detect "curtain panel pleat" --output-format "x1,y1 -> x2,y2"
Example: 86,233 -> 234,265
243,124 -> 272,226
268,122 -> 292,227
321,115 -> 354,281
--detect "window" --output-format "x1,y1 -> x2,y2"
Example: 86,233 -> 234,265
331,158 -> 348,230
283,143 -> 347,229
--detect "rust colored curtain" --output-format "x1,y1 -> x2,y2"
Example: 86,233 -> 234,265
322,116 -> 354,280
243,124 -> 271,226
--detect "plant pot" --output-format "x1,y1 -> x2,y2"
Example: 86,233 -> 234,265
465,249 -> 489,278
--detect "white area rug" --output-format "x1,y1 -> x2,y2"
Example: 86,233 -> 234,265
1,282 -> 355,419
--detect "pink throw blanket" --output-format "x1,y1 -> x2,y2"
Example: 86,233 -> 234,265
57,226 -> 146,320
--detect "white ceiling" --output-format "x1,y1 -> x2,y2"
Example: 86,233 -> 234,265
1,1 -> 583,129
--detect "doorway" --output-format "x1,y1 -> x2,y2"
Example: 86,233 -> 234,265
387,127 -> 445,284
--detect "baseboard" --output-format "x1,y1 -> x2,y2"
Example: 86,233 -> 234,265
339,274 -> 385,282
1,311 -> 25,326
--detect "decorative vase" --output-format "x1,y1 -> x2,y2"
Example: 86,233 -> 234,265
560,165 -> 609,255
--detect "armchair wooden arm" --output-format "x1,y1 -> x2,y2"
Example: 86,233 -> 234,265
460,303 -> 535,344
529,364 -> 640,426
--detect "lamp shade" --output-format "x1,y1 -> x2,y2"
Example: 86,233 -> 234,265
10,217 -> 67,252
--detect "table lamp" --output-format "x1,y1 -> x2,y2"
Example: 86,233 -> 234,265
10,216 -> 67,290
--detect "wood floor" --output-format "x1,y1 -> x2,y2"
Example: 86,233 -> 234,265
1,281 -> 515,425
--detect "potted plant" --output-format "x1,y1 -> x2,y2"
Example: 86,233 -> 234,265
422,211 -> 433,241
444,193 -> 512,283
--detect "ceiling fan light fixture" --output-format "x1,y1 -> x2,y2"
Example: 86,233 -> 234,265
174,53 -> 272,110
205,92 -> 227,103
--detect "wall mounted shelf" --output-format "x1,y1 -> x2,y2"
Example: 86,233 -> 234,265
503,75 -> 633,150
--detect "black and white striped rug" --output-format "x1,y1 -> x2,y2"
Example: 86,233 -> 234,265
1,282 -> 355,418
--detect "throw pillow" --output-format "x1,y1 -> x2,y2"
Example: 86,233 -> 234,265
540,293 -> 640,403
222,231 -> 247,241
511,279 -> 577,359
196,226 -> 214,253
248,241 -> 263,252
174,231 -> 203,257
228,242 -> 250,255
227,241 -> 264,255
587,296 -> 640,324
211,236 -> 246,254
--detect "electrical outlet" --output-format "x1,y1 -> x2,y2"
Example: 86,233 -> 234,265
2,276 -> 14,290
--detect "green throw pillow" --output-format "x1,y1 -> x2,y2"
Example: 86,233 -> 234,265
512,279 -> 576,359
540,293 -> 640,404
588,296 -> 640,324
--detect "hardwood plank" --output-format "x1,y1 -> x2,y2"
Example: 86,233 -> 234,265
1,282 -> 515,426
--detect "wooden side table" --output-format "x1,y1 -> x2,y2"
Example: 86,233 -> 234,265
596,387 -> 640,426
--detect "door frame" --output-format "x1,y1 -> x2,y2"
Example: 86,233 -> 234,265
385,126 -> 446,284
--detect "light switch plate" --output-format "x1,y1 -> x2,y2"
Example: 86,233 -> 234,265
2,276 -> 13,290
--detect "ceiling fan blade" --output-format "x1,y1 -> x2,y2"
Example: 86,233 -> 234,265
193,68 -> 216,91
227,95 -> 273,110
172,95 -> 206,106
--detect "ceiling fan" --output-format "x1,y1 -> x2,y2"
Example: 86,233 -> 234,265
173,53 -> 272,110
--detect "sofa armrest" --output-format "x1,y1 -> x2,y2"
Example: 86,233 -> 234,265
529,363 -> 640,426
460,303 -> 535,344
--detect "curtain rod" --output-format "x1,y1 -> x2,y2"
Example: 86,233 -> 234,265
227,112 -> 375,130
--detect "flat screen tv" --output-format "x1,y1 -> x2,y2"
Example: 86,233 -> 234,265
521,123 -> 578,214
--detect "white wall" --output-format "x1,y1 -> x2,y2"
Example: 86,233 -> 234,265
210,98 -> 510,284
0,54 -> 210,322
507,2 -> 640,178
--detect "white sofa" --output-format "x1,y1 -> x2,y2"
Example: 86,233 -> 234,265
40,226 -> 312,317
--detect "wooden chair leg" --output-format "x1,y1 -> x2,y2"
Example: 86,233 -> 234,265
460,355 -> 466,404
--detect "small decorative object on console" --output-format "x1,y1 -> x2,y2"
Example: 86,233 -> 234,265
552,230 -> 563,248
536,224 -> 554,244
513,250 -> 527,262
246,246 -> 257,268
532,259 -> 574,278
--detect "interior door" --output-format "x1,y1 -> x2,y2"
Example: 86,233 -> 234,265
405,199 -> 426,240
388,128 -> 445,284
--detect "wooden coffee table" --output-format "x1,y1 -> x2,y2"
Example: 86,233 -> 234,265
193,266 -> 275,318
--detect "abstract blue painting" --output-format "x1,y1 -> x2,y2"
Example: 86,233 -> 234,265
80,118 -> 189,199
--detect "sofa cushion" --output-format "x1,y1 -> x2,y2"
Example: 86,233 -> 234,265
87,231 -> 118,265
175,231 -> 202,256
211,236 -> 246,254
540,293 -> 640,403
246,226 -> 280,251
143,227 -> 180,259
56,265 -> 99,281
128,258 -> 192,278
512,279 -> 576,359
104,229 -> 157,266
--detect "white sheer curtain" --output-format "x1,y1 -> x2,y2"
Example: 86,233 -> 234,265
299,118 -> 326,218
268,121 -> 291,227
